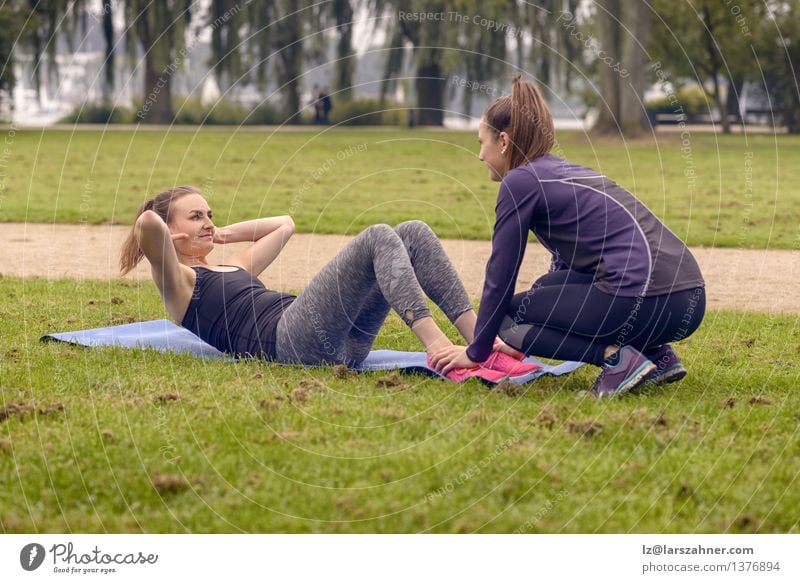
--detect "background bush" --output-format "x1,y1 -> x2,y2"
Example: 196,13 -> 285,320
59,102 -> 137,124
645,85 -> 709,117
329,98 -> 405,126
61,97 -> 283,126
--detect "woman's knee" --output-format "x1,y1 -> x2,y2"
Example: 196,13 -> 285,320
394,220 -> 438,251
357,223 -> 399,248
666,286 -> 706,342
498,316 -> 529,351
394,220 -> 434,243
360,223 -> 396,242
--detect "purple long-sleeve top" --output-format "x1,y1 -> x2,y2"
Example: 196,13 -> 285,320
466,154 -> 705,363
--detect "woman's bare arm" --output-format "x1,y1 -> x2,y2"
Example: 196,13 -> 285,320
213,216 -> 294,244
218,216 -> 295,276
136,210 -> 188,301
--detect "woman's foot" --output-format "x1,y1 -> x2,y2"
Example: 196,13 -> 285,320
482,350 -> 542,377
644,344 -> 687,385
592,346 -> 656,397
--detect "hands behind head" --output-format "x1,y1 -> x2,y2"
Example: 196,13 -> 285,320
213,228 -> 228,244
169,229 -> 223,243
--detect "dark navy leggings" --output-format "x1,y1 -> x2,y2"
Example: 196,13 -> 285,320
498,270 -> 705,366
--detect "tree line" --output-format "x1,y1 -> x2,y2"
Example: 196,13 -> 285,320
1,0 -> 798,133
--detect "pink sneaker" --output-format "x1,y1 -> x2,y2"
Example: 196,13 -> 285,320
426,356 -> 507,383
483,350 -> 541,377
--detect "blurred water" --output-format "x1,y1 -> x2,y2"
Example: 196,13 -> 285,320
9,5 -> 588,128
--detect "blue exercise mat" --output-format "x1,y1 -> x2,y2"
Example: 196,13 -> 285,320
41,319 -> 584,384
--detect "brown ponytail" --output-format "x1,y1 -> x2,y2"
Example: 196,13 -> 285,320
119,186 -> 201,275
483,75 -> 555,172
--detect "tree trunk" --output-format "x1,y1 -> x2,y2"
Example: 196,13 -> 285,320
334,0 -> 354,101
140,55 -> 174,123
701,4 -> 730,134
560,0 -> 580,93
276,50 -> 301,123
619,1 -> 651,133
27,0 -> 42,102
594,0 -> 651,136
136,7 -> 173,124
0,82 -> 7,120
710,77 -> 730,134
784,101 -> 800,134
379,27 -> 404,106
211,0 -> 243,93
593,0 -> 622,134
274,1 -> 302,123
397,11 -> 445,126
102,0 -> 114,103
415,60 -> 444,126
726,76 -> 744,126
535,0 -> 554,91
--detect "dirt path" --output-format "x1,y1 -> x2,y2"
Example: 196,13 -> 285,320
3,223 -> 799,313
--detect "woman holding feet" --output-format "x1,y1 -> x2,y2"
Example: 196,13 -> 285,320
430,76 -> 706,396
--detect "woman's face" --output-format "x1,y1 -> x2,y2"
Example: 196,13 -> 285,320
168,193 -> 215,257
478,118 -> 510,182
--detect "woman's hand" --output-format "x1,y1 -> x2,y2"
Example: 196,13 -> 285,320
224,217 -> 295,276
212,228 -> 228,244
213,216 -> 294,244
429,345 -> 478,375
494,338 -> 525,359
170,232 -> 189,242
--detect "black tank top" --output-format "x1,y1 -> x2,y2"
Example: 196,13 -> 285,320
180,266 -> 296,360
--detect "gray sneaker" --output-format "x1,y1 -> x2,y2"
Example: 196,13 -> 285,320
644,344 -> 687,385
592,346 -> 656,397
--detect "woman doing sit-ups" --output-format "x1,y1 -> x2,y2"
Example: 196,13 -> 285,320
120,187 -> 536,381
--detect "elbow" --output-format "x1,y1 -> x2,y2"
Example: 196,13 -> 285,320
136,210 -> 161,230
282,216 -> 296,234
135,210 -> 167,240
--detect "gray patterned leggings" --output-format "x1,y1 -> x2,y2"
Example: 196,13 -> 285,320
275,221 -> 473,366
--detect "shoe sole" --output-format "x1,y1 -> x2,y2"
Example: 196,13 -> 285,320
597,361 -> 657,398
500,364 -> 542,377
648,364 -> 687,386
436,367 -> 508,384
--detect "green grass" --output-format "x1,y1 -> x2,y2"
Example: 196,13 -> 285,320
1,276 -> 799,533
1,128 -> 799,248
